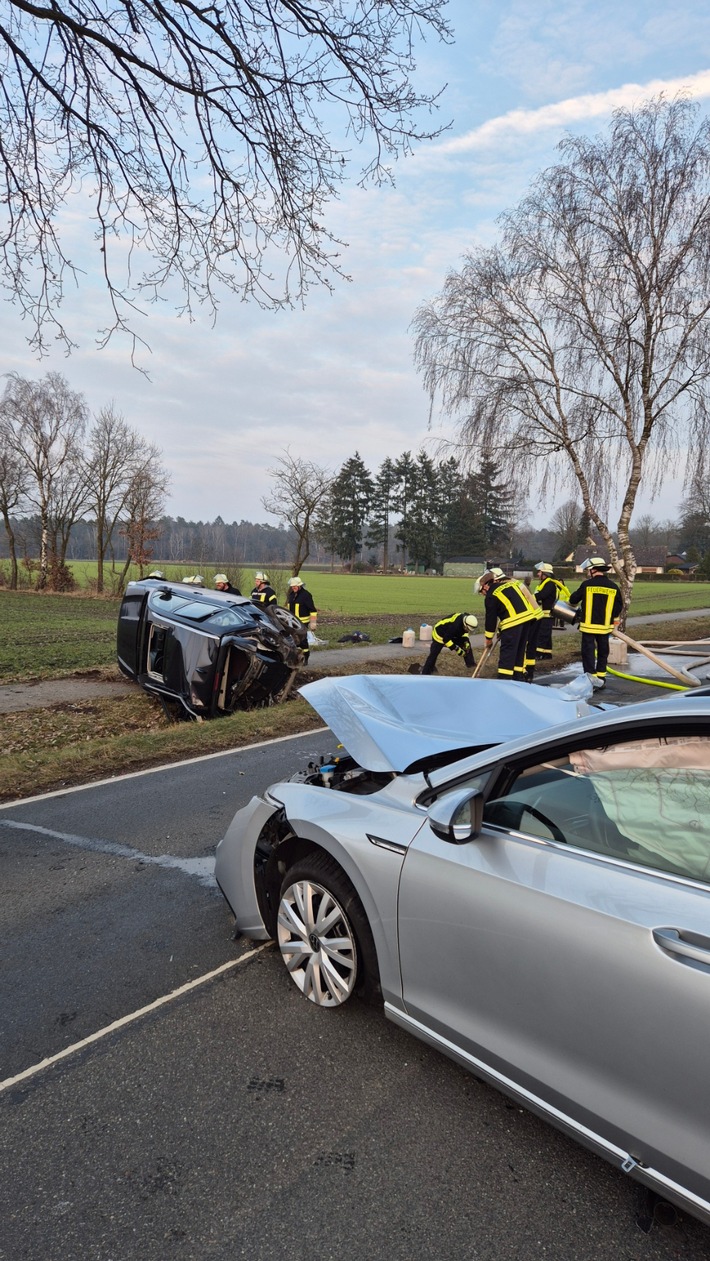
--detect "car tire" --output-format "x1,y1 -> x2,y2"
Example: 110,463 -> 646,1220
277,853 -> 380,1008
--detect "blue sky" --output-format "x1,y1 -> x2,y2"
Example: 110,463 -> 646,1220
3,0 -> 710,527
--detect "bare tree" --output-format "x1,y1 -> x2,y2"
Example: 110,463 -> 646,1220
0,0 -> 450,358
413,97 -> 710,613
0,372 -> 88,588
45,453 -> 92,583
549,498 -> 583,563
262,450 -> 332,575
117,454 -> 170,587
85,406 -> 164,592
0,417 -> 29,587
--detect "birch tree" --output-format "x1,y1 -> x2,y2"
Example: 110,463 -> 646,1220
0,372 -> 88,588
413,97 -> 710,611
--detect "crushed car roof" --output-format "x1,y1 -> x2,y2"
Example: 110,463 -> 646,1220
299,675 -> 594,773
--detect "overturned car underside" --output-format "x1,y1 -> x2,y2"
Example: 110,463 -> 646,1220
117,579 -> 307,718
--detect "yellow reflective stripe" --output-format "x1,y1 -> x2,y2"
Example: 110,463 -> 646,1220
499,610 -> 536,628
580,586 -> 616,632
494,582 -> 537,628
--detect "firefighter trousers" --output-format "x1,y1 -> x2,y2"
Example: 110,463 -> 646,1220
581,631 -> 611,677
536,615 -> 553,658
497,624 -> 529,680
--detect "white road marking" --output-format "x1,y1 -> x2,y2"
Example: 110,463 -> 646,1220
0,725 -> 328,810
0,943 -> 272,1096
0,819 -> 217,886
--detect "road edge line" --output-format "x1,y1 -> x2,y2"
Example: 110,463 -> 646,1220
0,943 -> 272,1095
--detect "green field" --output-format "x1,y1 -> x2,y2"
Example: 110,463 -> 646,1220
0,591 -> 118,681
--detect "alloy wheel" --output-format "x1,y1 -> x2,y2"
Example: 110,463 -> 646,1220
277,878 -> 357,1006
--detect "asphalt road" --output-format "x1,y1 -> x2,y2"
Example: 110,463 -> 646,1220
2,728 -> 710,1260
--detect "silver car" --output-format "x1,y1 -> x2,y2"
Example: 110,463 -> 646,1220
215,675 -> 710,1227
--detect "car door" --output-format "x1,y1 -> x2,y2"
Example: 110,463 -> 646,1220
396,724 -> 710,1210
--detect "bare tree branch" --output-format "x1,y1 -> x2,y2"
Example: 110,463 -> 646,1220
0,0 -> 450,356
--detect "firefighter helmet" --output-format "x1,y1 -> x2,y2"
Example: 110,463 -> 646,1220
475,567 -> 505,593
463,614 -> 478,630
535,562 -> 554,574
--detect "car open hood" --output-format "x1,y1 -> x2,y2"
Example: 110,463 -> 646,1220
299,675 -> 591,773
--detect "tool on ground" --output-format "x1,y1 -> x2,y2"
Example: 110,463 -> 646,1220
472,633 -> 499,678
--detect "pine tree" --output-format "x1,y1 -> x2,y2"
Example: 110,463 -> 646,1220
365,457 -> 397,571
328,452 -> 374,565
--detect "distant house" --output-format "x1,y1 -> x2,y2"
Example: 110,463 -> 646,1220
443,555 -> 505,578
665,553 -> 698,573
568,545 -> 696,574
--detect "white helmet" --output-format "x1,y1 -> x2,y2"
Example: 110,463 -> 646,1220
535,562 -> 554,575
213,573 -> 228,585
581,556 -> 608,572
475,567 -> 505,593
288,576 -> 304,588
463,614 -> 478,630
254,571 -> 269,583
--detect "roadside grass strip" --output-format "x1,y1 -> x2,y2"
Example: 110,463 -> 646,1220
0,944 -> 273,1097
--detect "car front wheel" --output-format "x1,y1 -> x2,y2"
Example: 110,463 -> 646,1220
276,854 -> 379,1008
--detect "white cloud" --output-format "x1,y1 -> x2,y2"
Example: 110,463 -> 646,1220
436,68 -> 710,154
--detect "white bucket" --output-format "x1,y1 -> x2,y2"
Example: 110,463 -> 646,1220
419,623 -> 433,643
402,628 -> 416,648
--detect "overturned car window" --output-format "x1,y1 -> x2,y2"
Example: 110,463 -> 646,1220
170,600 -> 222,623
201,606 -> 259,630
147,590 -> 192,614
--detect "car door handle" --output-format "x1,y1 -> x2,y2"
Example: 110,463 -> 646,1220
653,927 -> 710,966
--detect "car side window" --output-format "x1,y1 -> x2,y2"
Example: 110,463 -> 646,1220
484,736 -> 710,884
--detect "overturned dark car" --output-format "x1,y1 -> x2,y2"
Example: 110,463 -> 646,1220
117,579 -> 307,718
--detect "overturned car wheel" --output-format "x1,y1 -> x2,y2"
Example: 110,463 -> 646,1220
276,855 -> 379,1008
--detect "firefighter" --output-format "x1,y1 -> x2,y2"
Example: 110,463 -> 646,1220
286,575 -> 317,664
421,613 -> 478,675
569,557 -> 623,686
476,568 -> 540,681
251,571 -> 277,606
534,562 -> 570,661
213,572 -> 242,596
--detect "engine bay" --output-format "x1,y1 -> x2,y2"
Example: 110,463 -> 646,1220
289,751 -> 393,795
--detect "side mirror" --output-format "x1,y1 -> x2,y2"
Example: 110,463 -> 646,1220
428,789 -> 484,845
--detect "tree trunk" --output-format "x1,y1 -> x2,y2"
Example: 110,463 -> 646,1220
37,510 -> 49,590
1,508 -> 19,588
